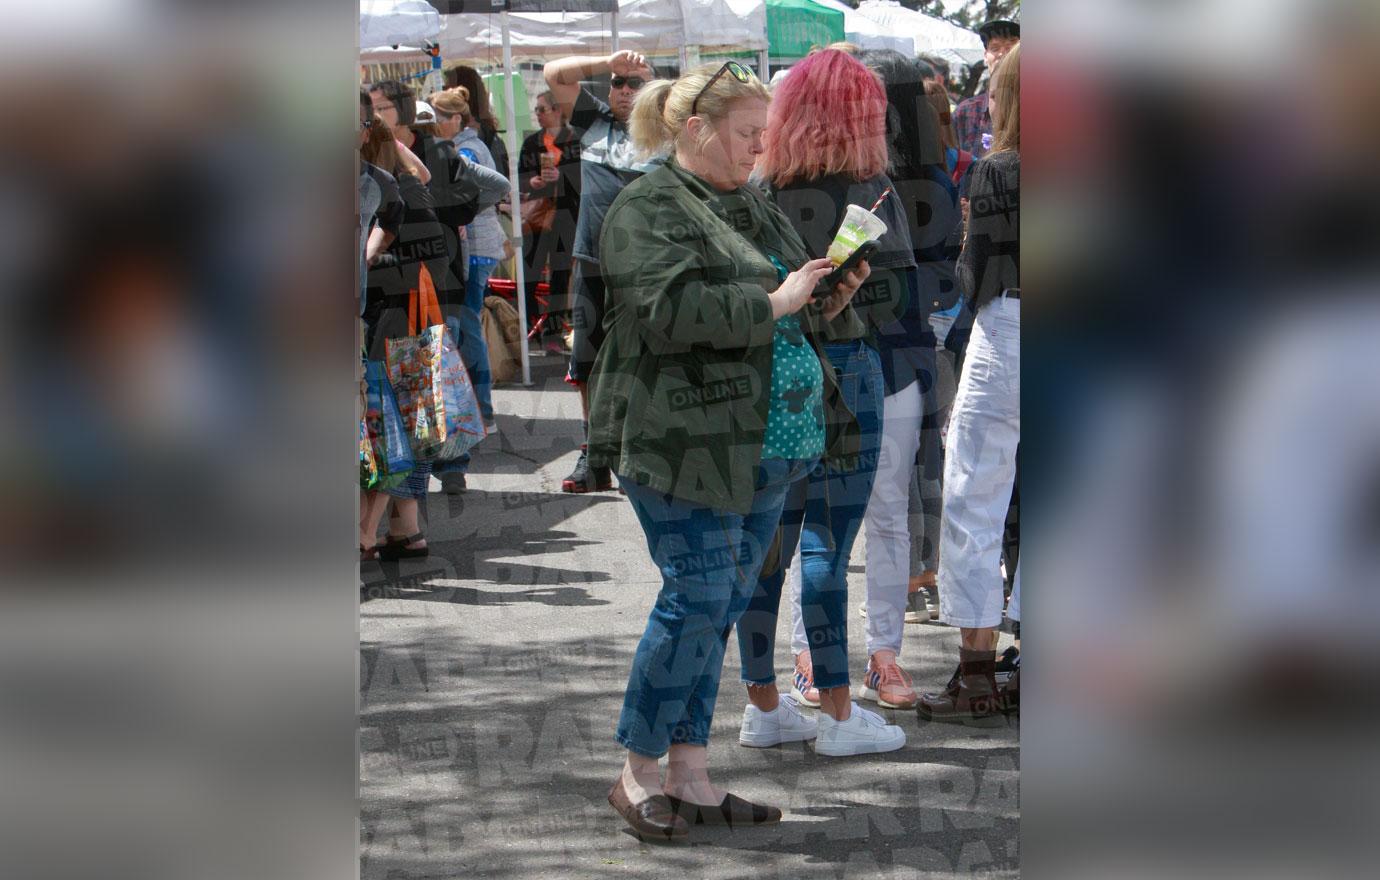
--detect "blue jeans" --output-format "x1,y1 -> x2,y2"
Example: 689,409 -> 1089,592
616,458 -> 811,758
737,341 -> 885,691
436,256 -> 498,476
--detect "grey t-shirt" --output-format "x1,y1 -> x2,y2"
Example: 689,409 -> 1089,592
569,87 -> 663,264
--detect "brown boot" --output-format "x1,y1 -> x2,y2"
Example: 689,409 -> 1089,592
916,648 -> 1005,727
1000,663 -> 1019,717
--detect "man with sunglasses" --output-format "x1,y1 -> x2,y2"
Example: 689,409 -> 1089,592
544,50 -> 662,494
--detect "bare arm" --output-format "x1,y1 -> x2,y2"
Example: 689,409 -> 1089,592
543,50 -> 649,117
366,226 -> 394,265
394,139 -> 431,184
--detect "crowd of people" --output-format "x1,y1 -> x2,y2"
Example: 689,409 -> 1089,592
357,18 -> 1021,843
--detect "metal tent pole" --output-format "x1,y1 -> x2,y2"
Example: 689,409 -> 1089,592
500,9 -> 531,386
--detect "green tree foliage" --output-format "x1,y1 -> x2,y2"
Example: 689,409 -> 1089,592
902,1 -> 1021,30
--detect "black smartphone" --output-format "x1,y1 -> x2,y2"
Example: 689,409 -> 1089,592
815,240 -> 879,298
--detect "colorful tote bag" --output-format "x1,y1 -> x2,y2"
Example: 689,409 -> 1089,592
384,263 -> 486,461
361,357 -> 415,491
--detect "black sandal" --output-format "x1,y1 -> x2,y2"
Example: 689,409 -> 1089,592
360,543 -> 380,562
378,532 -> 428,561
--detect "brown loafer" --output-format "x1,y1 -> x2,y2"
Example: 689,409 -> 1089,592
665,792 -> 783,827
607,777 -> 688,842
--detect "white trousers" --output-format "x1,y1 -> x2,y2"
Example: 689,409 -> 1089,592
939,295 -> 1020,628
788,544 -> 806,655
862,380 -> 925,656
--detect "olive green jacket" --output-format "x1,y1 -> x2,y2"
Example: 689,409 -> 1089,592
586,160 -> 867,514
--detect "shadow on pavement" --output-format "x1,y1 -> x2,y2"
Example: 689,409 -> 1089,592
362,486 -> 625,603
359,632 -> 1019,879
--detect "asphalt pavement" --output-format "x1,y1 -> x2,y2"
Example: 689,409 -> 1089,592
360,354 -> 1020,879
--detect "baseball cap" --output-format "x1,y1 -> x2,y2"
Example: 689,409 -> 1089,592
414,100 -> 438,123
977,19 -> 1020,47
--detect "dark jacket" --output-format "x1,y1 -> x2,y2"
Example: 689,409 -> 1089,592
959,150 -> 1019,311
587,160 -> 867,514
409,133 -> 508,302
412,134 -> 507,231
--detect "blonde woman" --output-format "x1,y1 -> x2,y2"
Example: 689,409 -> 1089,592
920,43 -> 1021,727
590,61 -> 870,840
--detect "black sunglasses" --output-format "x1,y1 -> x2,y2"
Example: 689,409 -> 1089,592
610,75 -> 645,91
691,61 -> 750,116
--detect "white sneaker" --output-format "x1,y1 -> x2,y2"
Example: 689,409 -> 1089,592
813,702 -> 906,756
738,695 -> 818,747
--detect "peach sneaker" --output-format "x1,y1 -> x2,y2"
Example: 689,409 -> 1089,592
861,652 -> 918,709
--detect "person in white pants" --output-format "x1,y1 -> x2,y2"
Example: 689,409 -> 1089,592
860,375 -> 929,708
938,292 -> 1020,632
918,44 -> 1022,727
847,49 -> 968,712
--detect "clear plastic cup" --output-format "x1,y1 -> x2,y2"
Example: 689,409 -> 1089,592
826,203 -> 888,266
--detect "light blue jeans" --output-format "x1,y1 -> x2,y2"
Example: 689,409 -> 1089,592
616,458 -> 810,758
436,255 -> 498,476
738,341 -> 885,690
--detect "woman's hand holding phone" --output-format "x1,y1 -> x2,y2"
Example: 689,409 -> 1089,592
819,260 -> 870,321
770,258 -> 834,319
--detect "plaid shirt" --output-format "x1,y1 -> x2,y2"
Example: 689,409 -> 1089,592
953,92 -> 991,159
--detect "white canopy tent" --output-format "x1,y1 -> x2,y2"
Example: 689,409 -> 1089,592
429,0 -> 766,66
360,0 -> 443,52
851,1 -> 984,67
809,0 -> 910,56
362,0 -> 767,68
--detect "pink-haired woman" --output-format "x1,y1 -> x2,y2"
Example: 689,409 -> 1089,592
731,48 -> 916,756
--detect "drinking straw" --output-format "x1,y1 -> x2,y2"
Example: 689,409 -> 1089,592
867,186 -> 893,213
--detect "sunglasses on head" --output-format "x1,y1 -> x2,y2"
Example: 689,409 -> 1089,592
610,75 -> 645,91
691,61 -> 750,116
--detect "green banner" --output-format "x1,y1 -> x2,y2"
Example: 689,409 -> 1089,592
766,0 -> 846,59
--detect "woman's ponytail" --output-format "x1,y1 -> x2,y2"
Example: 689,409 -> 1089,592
628,79 -> 675,158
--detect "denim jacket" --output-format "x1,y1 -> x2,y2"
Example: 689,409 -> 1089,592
586,160 -> 866,514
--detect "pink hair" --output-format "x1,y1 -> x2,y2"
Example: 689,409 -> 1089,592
758,49 -> 889,187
